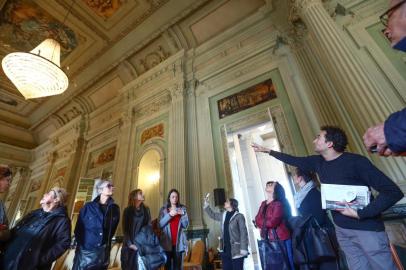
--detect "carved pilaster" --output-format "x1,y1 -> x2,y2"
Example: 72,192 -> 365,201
185,79 -> 203,227
168,81 -> 187,198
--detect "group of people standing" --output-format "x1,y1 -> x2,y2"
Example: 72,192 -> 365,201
73,185 -> 190,270
0,170 -> 189,270
0,126 -> 403,270
203,125 -> 403,270
203,171 -> 338,270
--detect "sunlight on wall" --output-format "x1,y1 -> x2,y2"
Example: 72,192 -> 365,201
138,149 -> 161,219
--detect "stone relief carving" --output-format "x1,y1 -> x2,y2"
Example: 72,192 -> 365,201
133,93 -> 171,119
170,82 -> 187,100
136,46 -> 171,75
58,106 -> 83,124
283,21 -> 308,51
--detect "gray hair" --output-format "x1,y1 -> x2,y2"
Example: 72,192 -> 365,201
50,187 -> 68,206
92,179 -> 112,200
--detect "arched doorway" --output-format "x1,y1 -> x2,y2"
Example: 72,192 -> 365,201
137,149 -> 163,219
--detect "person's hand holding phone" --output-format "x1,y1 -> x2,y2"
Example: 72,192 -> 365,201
203,193 -> 210,208
177,208 -> 185,215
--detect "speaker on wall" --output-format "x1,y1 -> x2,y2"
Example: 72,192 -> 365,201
213,188 -> 226,206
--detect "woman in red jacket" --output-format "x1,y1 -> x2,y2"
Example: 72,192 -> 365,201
255,181 -> 294,270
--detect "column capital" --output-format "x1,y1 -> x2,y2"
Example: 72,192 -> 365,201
290,0 -> 322,21
169,81 -> 187,100
284,21 -> 309,51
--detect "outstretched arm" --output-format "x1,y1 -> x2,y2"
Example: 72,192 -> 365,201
252,143 -> 319,172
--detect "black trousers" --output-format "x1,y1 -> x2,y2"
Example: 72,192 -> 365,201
165,245 -> 183,270
221,253 -> 245,270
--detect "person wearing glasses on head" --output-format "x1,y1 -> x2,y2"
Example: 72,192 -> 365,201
1,187 -> 71,270
363,0 -> 406,156
0,165 -> 12,245
72,180 -> 120,270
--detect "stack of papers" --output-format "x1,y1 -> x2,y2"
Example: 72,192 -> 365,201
321,184 -> 370,210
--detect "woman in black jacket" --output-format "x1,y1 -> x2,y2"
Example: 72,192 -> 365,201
1,187 -> 71,270
293,168 -> 338,270
121,189 -> 151,270
72,180 -> 120,270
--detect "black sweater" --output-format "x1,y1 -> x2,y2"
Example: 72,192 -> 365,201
270,151 -> 404,231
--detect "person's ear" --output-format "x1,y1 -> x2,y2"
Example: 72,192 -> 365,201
326,141 -> 334,148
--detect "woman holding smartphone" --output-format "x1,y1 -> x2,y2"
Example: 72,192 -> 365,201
158,189 -> 189,270
203,194 -> 249,270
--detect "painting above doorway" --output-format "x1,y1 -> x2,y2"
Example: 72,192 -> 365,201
217,79 -> 277,119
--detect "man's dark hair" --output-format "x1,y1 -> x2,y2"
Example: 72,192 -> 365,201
295,168 -> 316,183
0,165 -> 11,179
321,125 -> 348,152
228,198 -> 239,212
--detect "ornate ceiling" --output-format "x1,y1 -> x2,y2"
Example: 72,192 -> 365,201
0,0 -> 268,148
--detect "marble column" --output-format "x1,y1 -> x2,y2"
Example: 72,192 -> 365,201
287,25 -> 360,152
291,0 -> 406,183
185,80 -> 203,228
168,82 -> 187,199
114,107 -> 135,235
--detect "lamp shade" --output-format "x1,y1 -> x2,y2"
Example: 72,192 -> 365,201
1,39 -> 69,99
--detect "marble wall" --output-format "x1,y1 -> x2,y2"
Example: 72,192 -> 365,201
0,0 -> 405,249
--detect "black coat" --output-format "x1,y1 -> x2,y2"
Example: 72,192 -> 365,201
2,206 -> 71,270
298,188 -> 330,227
74,196 -> 120,250
134,225 -> 166,270
121,205 -> 151,270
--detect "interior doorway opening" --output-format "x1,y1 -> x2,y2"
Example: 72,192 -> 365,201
137,149 -> 162,219
226,120 -> 296,270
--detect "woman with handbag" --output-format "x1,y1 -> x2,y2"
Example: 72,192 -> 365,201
121,189 -> 151,270
158,189 -> 189,270
255,181 -> 295,270
292,168 -> 339,270
203,196 -> 249,270
72,180 -> 120,270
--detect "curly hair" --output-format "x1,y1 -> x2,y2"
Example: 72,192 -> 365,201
321,125 -> 348,152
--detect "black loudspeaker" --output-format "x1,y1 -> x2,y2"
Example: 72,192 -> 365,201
213,188 -> 226,206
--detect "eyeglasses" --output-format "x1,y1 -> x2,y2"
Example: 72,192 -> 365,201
379,0 -> 406,27
106,183 -> 114,189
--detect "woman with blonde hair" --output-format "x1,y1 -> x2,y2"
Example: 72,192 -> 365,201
121,189 -> 151,270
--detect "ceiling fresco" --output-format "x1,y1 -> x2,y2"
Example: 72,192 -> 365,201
0,0 -> 268,148
0,0 -> 78,59
82,0 -> 122,19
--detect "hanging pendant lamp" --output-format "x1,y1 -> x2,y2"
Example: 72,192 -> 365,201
1,38 -> 69,99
